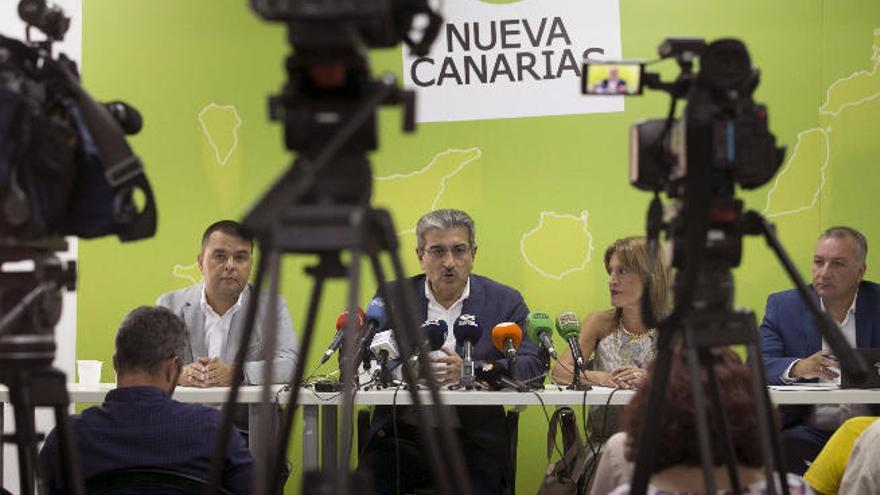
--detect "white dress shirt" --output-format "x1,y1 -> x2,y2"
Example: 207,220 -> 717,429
199,284 -> 245,359
425,277 -> 471,351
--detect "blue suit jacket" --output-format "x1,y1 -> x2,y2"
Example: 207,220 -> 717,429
760,280 -> 880,386
363,273 -> 541,491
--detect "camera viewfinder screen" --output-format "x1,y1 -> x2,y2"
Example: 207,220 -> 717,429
582,62 -> 644,95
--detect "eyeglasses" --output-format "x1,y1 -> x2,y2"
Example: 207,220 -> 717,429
423,244 -> 472,260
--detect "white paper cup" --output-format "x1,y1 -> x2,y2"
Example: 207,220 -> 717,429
77,360 -> 103,389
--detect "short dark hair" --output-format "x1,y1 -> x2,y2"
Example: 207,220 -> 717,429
820,226 -> 868,263
115,306 -> 188,375
621,347 -> 766,471
201,220 -> 254,251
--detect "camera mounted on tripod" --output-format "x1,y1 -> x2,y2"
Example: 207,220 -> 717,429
247,0 -> 442,209
584,38 -> 786,274
1,0 -> 157,245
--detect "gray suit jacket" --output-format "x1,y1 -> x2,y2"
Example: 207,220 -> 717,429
157,284 -> 298,385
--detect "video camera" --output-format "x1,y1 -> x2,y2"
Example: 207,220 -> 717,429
1,0 -> 156,244
251,0 -> 441,154
583,38 -> 785,199
583,38 -> 786,274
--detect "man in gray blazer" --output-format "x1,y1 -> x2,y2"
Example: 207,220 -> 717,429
157,220 -> 298,386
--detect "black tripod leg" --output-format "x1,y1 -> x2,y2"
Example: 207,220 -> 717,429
254,250 -> 283,495
631,328 -> 676,494
10,386 -> 38,495
204,243 -> 270,495
685,345 -> 717,494
702,350 -> 741,494
50,406 -> 84,495
336,247 -> 364,495
374,248 -> 471,495
269,270 -> 327,495
746,342 -> 789,495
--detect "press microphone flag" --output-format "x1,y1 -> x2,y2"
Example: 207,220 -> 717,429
491,322 -> 522,361
526,312 -> 558,360
422,319 -> 448,351
358,296 -> 388,370
555,311 -> 585,369
320,307 -> 365,364
453,314 -> 481,389
370,330 -> 400,360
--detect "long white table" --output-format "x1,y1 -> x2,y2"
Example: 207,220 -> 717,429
2,384 -> 879,486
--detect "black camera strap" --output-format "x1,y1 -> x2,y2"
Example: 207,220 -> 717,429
52,54 -> 157,240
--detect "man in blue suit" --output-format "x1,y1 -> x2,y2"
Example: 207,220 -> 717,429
359,209 -> 543,495
760,226 -> 880,473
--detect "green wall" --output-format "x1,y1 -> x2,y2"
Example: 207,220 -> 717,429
76,1 -> 880,493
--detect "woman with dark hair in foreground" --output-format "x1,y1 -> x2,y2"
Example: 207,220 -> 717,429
600,347 -> 813,495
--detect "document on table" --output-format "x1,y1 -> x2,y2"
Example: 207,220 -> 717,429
767,383 -> 840,391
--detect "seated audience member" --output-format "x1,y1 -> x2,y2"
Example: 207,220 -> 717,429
39,306 -> 253,494
760,226 -> 880,473
157,220 -> 298,386
804,416 -> 878,495
551,236 -> 671,442
590,430 -> 631,495
607,347 -> 813,495
838,417 -> 880,493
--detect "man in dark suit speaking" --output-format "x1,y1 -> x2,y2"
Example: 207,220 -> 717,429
359,208 -> 543,495
760,226 -> 880,473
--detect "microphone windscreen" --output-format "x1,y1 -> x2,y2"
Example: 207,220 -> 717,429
491,322 -> 523,352
453,313 -> 482,345
421,319 -> 448,351
526,312 -> 554,341
335,307 -> 365,330
555,311 -> 581,339
365,297 -> 387,328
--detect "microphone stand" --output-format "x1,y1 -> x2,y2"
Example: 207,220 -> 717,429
375,350 -> 393,388
460,340 -> 476,389
566,336 -> 590,391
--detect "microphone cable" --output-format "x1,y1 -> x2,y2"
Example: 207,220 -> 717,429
581,385 -> 626,495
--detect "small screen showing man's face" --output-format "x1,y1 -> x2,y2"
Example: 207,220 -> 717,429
583,62 -> 644,95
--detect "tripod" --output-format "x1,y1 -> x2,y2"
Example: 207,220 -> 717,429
0,243 -> 84,495
201,73 -> 473,495
629,204 -> 869,495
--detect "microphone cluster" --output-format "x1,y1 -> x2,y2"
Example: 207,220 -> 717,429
320,299 -> 591,391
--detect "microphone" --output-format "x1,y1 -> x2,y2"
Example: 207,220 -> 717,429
102,101 -> 143,135
526,312 -> 558,360
556,311 -> 590,390
320,307 -> 365,365
453,314 -> 481,389
358,297 -> 388,370
422,319 -> 448,351
491,322 -> 522,363
369,330 -> 399,360
369,330 -> 399,388
555,311 -> 584,369
403,319 -> 449,371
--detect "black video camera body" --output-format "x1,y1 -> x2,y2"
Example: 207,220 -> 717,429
0,12 -> 156,243
584,38 -> 786,198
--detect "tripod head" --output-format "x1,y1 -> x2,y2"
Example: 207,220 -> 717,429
246,0 -> 442,210
0,239 -> 75,369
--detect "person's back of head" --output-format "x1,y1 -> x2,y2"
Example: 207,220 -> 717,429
621,347 -> 764,471
114,306 -> 188,390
